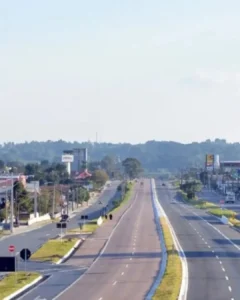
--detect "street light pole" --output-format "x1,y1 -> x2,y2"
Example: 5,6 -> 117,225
52,184 -> 55,217
10,174 -> 14,233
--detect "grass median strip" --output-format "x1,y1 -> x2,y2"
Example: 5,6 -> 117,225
67,222 -> 99,234
31,238 -> 78,263
0,271 -> 40,299
153,217 -> 182,300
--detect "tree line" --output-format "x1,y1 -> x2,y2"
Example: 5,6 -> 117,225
0,138 -> 239,171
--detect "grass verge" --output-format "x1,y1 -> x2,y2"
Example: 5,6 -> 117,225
0,272 -> 40,299
110,181 -> 134,213
208,208 -> 237,218
178,190 -> 240,227
153,217 -> 182,300
67,222 -> 99,234
31,238 -> 78,263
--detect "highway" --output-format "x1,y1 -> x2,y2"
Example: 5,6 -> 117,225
20,179 -> 161,300
0,181 -> 120,257
156,180 -> 240,300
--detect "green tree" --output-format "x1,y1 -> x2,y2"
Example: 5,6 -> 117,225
91,169 -> 109,186
0,160 -> 4,170
122,158 -> 142,179
14,181 -> 32,214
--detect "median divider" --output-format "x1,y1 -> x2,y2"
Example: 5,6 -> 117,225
31,238 -> 80,264
2,272 -> 43,300
147,179 -> 188,300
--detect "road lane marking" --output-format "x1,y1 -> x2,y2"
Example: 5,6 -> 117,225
219,261 -> 222,264
208,245 -> 211,248
222,267 -> 225,272
216,256 -> 219,259
113,281 -> 117,285
228,286 -> 232,292
225,276 -> 229,280
212,250 -> 215,253
98,298 -> 103,300
130,257 -> 132,260
202,238 -> 204,241
205,242 -> 207,245
126,264 -> 128,268
121,272 -> 124,275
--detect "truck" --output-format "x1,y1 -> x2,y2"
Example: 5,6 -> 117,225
225,192 -> 235,204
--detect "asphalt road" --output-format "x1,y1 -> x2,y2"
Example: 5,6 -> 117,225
156,180 -> 240,300
0,181 -> 120,257
21,179 -> 161,300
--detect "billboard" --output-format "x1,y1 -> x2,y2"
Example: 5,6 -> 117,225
62,155 -> 74,163
205,154 -> 214,170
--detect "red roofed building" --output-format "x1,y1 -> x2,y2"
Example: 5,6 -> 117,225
74,169 -> 92,180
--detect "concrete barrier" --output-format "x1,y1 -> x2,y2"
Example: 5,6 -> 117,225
221,215 -> 229,225
97,216 -> 103,226
27,213 -> 51,225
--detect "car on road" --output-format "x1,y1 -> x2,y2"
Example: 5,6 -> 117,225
225,192 -> 236,204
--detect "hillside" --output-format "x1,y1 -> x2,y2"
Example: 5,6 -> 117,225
0,139 -> 239,171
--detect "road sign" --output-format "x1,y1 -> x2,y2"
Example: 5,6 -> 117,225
20,248 -> 31,261
220,200 -> 225,205
0,257 -> 15,272
56,222 -> 67,229
81,215 -> 88,220
8,245 -> 15,252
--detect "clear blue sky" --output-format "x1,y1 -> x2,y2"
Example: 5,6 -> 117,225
1,0 -> 240,144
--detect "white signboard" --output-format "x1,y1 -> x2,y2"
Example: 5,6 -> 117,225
62,155 -> 74,163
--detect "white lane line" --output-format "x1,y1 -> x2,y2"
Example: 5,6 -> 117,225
121,272 -> 124,275
98,298 -> 103,300
222,267 -> 225,272
126,264 -> 128,268
130,257 -> 132,260
219,261 -> 222,264
216,256 -> 219,259
113,281 -> 117,286
208,245 -> 211,248
212,250 -> 215,253
202,238 -> 204,241
225,276 -> 229,280
205,242 -> 208,245
228,286 -> 232,292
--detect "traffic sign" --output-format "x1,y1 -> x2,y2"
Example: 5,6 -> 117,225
8,245 -> 15,252
20,248 -> 31,261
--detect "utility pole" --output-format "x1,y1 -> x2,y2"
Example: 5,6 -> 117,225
10,174 -> 14,233
34,181 -> 37,218
52,184 -> 55,218
66,188 -> 69,215
5,189 -> 8,224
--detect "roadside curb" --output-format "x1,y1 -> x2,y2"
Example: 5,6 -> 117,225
3,275 -> 43,300
145,179 -> 167,300
55,239 -> 82,265
150,179 -> 188,300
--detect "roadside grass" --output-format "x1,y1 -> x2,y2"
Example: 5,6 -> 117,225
31,238 -> 78,263
67,222 -> 99,234
153,217 -> 182,300
110,181 -> 134,213
229,217 -> 240,227
208,208 -> 237,218
178,190 -> 240,227
0,272 -> 40,299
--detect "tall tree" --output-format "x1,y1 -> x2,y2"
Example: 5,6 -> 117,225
122,158 -> 142,179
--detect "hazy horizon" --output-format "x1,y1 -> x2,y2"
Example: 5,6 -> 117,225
1,1 -> 240,144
